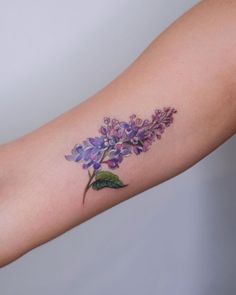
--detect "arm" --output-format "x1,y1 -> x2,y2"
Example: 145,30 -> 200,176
0,0 -> 236,267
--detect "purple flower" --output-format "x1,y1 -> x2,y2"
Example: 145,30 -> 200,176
65,107 -> 177,171
104,142 -> 132,169
65,144 -> 84,162
65,136 -> 109,170
65,107 -> 177,205
82,137 -> 108,170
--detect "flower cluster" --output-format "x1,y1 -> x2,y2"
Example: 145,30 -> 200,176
65,107 -> 177,170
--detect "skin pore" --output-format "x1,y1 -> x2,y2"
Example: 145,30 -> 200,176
0,0 -> 236,267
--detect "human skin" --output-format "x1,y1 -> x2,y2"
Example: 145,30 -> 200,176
0,0 -> 236,267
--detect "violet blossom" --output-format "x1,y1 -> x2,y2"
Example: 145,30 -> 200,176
65,107 -> 177,204
65,107 -> 177,170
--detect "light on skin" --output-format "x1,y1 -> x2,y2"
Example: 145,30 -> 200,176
0,0 -> 236,267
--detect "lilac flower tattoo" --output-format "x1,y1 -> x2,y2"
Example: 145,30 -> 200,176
65,107 -> 177,205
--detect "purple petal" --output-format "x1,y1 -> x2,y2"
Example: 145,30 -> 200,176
133,145 -> 143,155
65,154 -> 74,161
106,159 -> 119,169
83,147 -> 94,161
93,162 -> 101,170
100,126 -> 107,135
82,160 -> 93,169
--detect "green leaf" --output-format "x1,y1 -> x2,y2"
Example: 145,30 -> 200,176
90,170 -> 127,191
95,170 -> 120,181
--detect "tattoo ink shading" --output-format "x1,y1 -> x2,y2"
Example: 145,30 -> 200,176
65,107 -> 177,205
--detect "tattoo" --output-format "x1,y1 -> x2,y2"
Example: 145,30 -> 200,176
65,107 -> 177,205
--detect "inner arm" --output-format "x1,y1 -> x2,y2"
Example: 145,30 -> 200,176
0,0 -> 236,267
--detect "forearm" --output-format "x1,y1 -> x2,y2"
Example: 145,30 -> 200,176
0,0 -> 236,266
